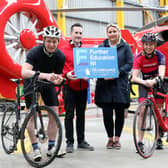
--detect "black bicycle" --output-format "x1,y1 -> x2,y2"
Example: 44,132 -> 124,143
1,71 -> 64,167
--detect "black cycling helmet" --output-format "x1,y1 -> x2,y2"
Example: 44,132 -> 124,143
141,32 -> 157,43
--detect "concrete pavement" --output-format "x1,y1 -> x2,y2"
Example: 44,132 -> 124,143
0,105 -> 168,168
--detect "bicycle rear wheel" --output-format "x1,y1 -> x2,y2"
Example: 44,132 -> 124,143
133,99 -> 157,158
1,103 -> 18,154
20,105 -> 62,168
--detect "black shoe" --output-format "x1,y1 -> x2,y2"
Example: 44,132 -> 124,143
66,143 -> 74,153
159,126 -> 164,137
56,152 -> 66,158
78,141 -> 94,151
137,142 -> 144,153
156,138 -> 163,150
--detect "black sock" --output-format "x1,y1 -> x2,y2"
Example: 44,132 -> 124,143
48,140 -> 55,150
32,143 -> 39,150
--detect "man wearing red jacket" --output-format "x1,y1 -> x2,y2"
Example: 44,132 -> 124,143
62,23 -> 94,153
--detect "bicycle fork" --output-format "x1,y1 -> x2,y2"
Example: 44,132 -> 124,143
141,103 -> 153,131
33,106 -> 48,141
32,104 -> 38,138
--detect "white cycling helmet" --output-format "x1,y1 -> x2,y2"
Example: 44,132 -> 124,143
43,26 -> 61,39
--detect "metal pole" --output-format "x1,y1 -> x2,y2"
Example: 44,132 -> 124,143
160,0 -> 164,7
116,0 -> 124,29
57,0 -> 66,36
51,7 -> 168,13
160,0 -> 168,17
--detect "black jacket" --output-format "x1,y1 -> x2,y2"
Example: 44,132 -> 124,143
95,39 -> 133,107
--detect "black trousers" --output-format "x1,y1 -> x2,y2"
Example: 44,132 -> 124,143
24,79 -> 58,109
63,85 -> 87,144
102,103 -> 125,138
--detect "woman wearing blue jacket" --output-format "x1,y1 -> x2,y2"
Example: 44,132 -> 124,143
95,24 -> 133,149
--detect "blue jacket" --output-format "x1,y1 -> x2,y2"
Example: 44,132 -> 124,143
95,39 -> 133,107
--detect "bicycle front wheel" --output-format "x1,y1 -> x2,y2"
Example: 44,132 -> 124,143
133,99 -> 157,158
20,106 -> 62,168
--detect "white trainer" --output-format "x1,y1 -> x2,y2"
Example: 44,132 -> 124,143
33,148 -> 42,162
47,146 -> 56,157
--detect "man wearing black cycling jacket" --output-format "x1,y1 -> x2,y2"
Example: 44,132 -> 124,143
131,32 -> 165,151
21,26 -> 65,161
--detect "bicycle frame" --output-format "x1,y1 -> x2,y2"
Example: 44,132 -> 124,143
9,74 -> 51,142
12,77 -> 39,130
13,73 -> 65,138
9,79 -> 24,135
15,79 -> 23,123
22,74 -> 65,139
147,88 -> 168,132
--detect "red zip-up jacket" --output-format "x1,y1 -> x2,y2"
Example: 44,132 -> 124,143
62,40 -> 88,91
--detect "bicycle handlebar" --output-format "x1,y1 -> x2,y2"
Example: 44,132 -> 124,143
129,81 -> 152,96
130,77 -> 168,96
13,71 -> 66,96
36,78 -> 66,95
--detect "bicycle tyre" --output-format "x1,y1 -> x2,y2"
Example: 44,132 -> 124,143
133,99 -> 157,158
1,103 -> 17,154
20,105 -> 62,168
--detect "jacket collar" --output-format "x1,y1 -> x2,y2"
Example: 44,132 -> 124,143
102,38 -> 125,48
43,45 -> 57,57
69,40 -> 82,48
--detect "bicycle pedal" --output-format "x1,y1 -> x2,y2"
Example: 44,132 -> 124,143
39,137 -> 48,144
9,146 -> 15,153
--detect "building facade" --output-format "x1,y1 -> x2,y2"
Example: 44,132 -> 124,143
44,0 -> 161,37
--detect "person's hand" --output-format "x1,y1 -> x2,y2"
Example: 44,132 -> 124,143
46,73 -> 59,82
143,79 -> 156,88
53,75 -> 64,85
66,71 -> 76,80
104,78 -> 114,80
83,77 -> 89,81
